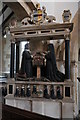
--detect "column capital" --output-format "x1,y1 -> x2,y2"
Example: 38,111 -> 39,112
10,39 -> 15,43
64,28 -> 70,40
16,41 -> 20,46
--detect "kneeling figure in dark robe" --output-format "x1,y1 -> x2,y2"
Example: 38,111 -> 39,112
18,43 -> 33,78
45,43 -> 65,82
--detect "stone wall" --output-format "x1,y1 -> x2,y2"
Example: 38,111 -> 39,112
0,29 -> 2,74
70,8 -> 79,115
78,7 -> 80,111
2,33 -> 11,74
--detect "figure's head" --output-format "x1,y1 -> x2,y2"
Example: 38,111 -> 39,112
47,43 -> 54,52
25,43 -> 30,50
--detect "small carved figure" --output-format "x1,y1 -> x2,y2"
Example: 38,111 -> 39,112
32,85 -> 38,97
50,85 -> 56,99
26,85 -> 31,97
21,85 -> 25,97
14,86 -> 20,97
44,85 -> 50,99
57,86 -> 63,99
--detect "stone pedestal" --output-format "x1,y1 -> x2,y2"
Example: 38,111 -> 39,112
5,95 -> 74,119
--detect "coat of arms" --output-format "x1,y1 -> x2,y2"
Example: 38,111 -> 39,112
31,3 -> 47,24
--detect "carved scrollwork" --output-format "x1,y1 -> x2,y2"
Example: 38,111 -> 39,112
21,3 -> 56,25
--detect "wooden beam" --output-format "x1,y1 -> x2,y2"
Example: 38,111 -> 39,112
17,0 -> 32,16
4,1 -> 37,21
4,2 -> 30,20
26,0 -> 38,11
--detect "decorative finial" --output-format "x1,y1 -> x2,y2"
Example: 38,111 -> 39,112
62,10 -> 72,23
46,16 -> 56,23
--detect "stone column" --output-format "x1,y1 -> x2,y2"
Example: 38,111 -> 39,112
65,35 -> 70,79
10,41 -> 15,78
16,42 -> 19,73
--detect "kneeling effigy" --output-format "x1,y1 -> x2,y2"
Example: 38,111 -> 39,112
17,43 -> 65,82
